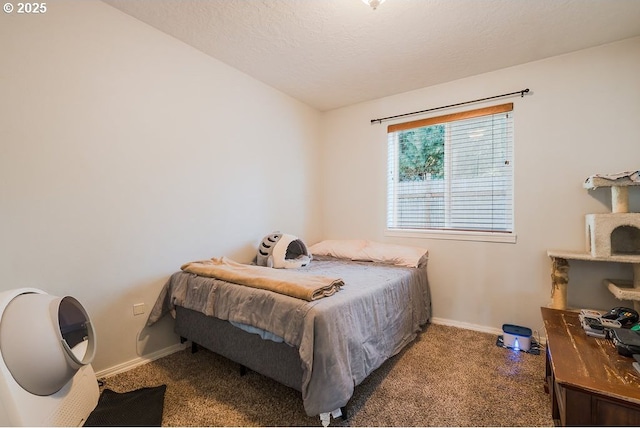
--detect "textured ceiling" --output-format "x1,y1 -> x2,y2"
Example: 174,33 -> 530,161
102,0 -> 640,111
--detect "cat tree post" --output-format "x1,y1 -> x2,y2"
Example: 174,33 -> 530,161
550,257 -> 569,309
612,186 -> 629,213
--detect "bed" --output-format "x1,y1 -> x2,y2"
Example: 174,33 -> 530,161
148,240 -> 431,426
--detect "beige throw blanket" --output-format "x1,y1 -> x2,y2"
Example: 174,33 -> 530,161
181,257 -> 343,301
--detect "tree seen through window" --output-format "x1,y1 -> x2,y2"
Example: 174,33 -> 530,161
398,125 -> 444,181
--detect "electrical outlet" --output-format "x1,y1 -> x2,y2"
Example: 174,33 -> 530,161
133,303 -> 145,316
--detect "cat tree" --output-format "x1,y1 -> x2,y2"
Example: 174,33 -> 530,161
548,171 -> 640,311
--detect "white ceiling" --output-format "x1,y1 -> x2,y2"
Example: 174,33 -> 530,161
102,0 -> 640,111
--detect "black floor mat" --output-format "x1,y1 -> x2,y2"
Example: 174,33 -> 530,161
85,385 -> 166,427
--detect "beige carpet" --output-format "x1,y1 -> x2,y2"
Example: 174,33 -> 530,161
102,323 -> 553,426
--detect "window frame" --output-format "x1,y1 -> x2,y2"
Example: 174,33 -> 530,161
385,103 -> 516,244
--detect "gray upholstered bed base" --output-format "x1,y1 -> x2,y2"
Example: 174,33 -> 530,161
175,306 -> 304,392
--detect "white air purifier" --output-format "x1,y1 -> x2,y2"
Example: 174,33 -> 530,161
0,288 -> 99,426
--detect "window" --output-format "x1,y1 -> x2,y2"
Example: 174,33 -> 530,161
386,103 -> 514,241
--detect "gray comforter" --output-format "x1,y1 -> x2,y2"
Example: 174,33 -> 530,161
148,256 -> 431,416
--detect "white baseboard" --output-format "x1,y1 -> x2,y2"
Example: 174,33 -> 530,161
430,317 -> 547,344
95,342 -> 188,379
430,317 -> 504,336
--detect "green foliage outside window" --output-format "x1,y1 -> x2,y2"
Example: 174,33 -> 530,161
398,125 -> 444,181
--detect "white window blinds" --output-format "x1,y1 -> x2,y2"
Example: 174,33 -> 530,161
387,103 -> 514,233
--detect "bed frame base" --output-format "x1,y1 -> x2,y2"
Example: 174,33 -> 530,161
187,337 -> 348,425
175,307 -> 349,425
188,340 -> 251,378
175,306 -> 303,390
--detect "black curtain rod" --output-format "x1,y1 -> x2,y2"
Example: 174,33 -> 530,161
370,88 -> 530,125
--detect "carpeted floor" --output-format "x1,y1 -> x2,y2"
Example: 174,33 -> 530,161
102,323 -> 554,426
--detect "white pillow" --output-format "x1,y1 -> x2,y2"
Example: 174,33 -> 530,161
308,239 -> 368,259
309,240 -> 428,268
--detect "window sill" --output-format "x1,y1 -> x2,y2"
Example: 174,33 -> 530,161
385,228 -> 517,244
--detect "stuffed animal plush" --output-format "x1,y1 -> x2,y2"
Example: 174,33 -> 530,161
256,233 -> 311,268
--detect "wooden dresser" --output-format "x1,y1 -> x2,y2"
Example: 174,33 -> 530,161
542,307 -> 640,426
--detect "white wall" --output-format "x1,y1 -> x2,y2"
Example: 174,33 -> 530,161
320,37 -> 640,334
0,1 -> 322,372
